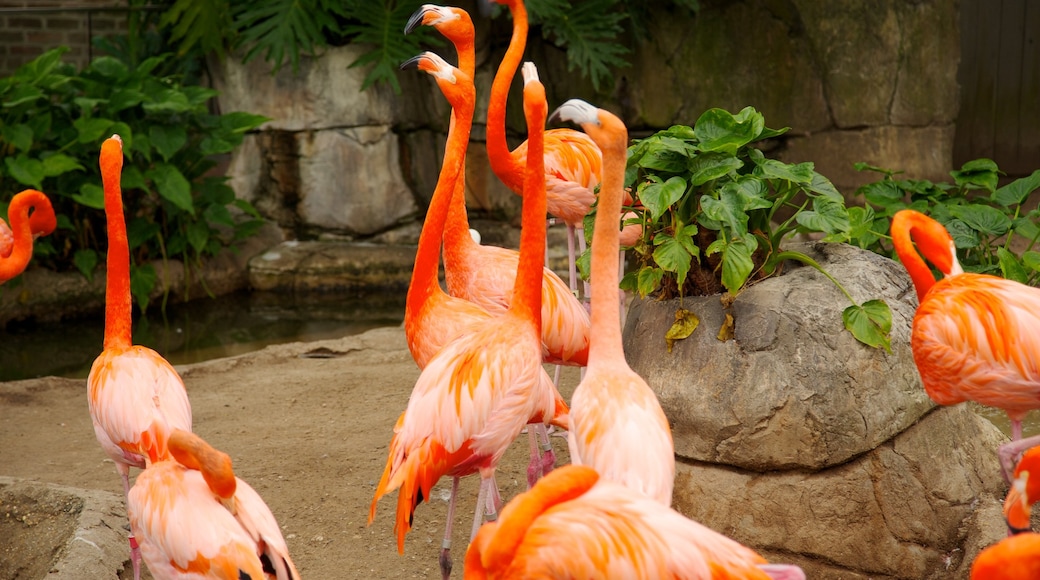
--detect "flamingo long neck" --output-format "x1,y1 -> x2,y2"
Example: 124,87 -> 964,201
587,117 -> 628,363
510,79 -> 546,323
443,28 -> 479,262
101,140 -> 132,350
486,0 -> 528,193
407,80 -> 475,315
0,191 -> 44,281
891,212 -> 939,302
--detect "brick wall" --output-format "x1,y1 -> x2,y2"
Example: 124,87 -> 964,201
0,1 -> 128,76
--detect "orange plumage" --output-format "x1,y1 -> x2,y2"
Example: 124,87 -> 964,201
971,533 -> 1040,579
0,189 -> 56,283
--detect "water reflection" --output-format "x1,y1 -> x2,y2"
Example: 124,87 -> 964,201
0,291 -> 404,381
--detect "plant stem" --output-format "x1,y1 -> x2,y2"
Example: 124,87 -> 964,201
766,250 -> 857,305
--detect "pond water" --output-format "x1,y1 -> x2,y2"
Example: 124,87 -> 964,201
0,291 -> 405,382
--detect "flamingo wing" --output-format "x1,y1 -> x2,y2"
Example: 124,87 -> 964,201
230,478 -> 301,580
514,128 -> 602,226
913,274 -> 1040,414
568,366 -> 675,505
87,346 -> 193,466
406,290 -> 491,368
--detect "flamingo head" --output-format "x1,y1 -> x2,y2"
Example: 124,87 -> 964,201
892,210 -> 962,276
168,429 -> 238,501
405,4 -> 472,45
100,134 -> 124,187
23,189 -> 56,237
550,98 -> 628,156
402,51 -> 474,113
1006,447 -> 1040,533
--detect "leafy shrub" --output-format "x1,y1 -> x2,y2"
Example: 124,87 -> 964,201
0,47 -> 268,310
851,161 -> 1040,285
601,106 -> 891,350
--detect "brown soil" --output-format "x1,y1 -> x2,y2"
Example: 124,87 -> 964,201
0,326 -> 580,579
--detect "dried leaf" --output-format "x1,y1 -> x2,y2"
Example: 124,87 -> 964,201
665,308 -> 699,353
717,312 -> 734,341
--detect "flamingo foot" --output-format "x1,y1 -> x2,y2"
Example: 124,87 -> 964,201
526,457 -> 541,489
758,564 -> 806,580
540,445 -> 556,477
439,540 -> 452,580
129,534 -> 141,580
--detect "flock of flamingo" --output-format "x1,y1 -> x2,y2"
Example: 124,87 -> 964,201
2,1 -> 1040,578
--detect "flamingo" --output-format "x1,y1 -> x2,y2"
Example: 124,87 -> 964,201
127,429 -> 299,579
87,135 -> 193,580
970,533 -> 1040,579
550,99 -> 675,505
1003,445 -> 1040,534
406,3 -> 589,485
891,209 -> 1040,482
485,0 -> 638,307
0,189 -> 57,283
370,57 -> 568,580
463,465 -> 806,579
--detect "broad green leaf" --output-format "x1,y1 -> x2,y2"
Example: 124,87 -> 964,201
1012,216 -> 1040,242
74,117 -> 114,144
657,125 -> 696,140
121,165 -> 147,190
232,199 -> 263,219
677,223 -> 700,257
997,247 -> 1029,284
858,180 -> 903,207
220,111 -> 270,133
943,218 -> 979,249
701,192 -> 749,236
993,170 -> 1040,207
127,218 -> 161,250
807,172 -> 843,201
720,238 -> 755,294
72,183 -> 105,210
951,158 -> 1000,192
947,204 -> 1011,236
665,308 -> 699,353
142,89 -> 192,113
638,176 -> 687,221
130,263 -> 157,313
694,108 -> 760,155
186,221 -> 209,253
90,56 -> 128,79
796,197 -> 850,234
1,123 -> 33,151
203,204 -> 235,227
109,123 -> 133,150
653,234 -> 693,290
1023,251 -> 1040,272
150,164 -> 194,213
638,148 -> 688,173
150,125 -> 188,162
847,206 -> 881,248
635,266 -> 664,298
2,84 -> 44,108
108,89 -> 145,112
686,152 -> 742,186
72,249 -> 98,281
752,158 -> 814,184
5,155 -> 44,188
842,299 -> 892,351
576,248 -> 590,281
41,153 -> 85,177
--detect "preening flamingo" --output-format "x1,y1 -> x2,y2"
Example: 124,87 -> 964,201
970,532 -> 1040,579
463,465 -> 806,579
0,189 -> 56,283
550,99 -> 675,505
406,3 -> 589,485
891,209 -> 1040,481
127,429 -> 299,580
87,135 -> 193,580
370,57 -> 567,580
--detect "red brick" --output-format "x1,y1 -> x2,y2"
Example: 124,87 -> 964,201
0,31 -> 25,43
26,31 -> 64,44
46,17 -> 81,30
8,17 -> 42,28
66,32 -> 88,45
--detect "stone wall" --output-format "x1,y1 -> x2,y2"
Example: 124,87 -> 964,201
217,0 -> 960,241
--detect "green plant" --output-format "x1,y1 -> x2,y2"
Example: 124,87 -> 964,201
156,0 -> 698,93
599,106 -> 891,350
851,160 -> 1040,285
0,47 -> 268,311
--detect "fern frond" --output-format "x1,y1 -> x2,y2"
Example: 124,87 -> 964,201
160,0 -> 234,58
533,0 -> 629,91
340,1 -> 442,94
232,0 -> 344,73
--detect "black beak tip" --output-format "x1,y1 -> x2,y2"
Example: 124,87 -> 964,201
404,7 -> 428,35
400,55 -> 424,71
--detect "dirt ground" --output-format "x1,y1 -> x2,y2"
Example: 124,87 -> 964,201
0,326 -> 581,579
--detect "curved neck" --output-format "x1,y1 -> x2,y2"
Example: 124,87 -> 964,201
102,143 -> 132,350
486,0 -> 528,193
511,81 -> 546,322
407,82 -> 475,314
891,212 -> 939,302
587,120 -> 628,363
0,191 -> 44,281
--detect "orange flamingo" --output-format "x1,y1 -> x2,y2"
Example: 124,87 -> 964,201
370,57 -> 568,580
127,429 -> 299,579
970,533 -> 1040,579
406,3 -> 589,485
550,99 -> 675,505
401,48 -> 490,369
891,209 -> 1040,481
463,465 -> 806,579
87,135 -> 193,580
1003,445 -> 1040,534
0,189 -> 56,283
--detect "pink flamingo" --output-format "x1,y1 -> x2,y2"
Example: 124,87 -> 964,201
370,56 -> 568,580
87,135 -> 193,580
0,189 -> 56,283
891,209 -> 1040,481
550,99 -> 675,505
407,3 -> 589,485
464,465 -> 806,579
127,429 -> 299,579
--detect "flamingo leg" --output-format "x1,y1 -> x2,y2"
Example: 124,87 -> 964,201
439,477 -> 460,580
526,428 -> 541,488
537,423 -> 556,476
470,473 -> 496,541
116,462 -> 141,580
998,426 -> 1040,485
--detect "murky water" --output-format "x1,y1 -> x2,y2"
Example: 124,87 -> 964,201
0,291 -> 404,382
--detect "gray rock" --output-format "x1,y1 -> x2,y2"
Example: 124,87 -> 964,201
623,242 -> 931,470
672,406 -> 1006,579
248,240 -> 417,295
297,127 -> 418,236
